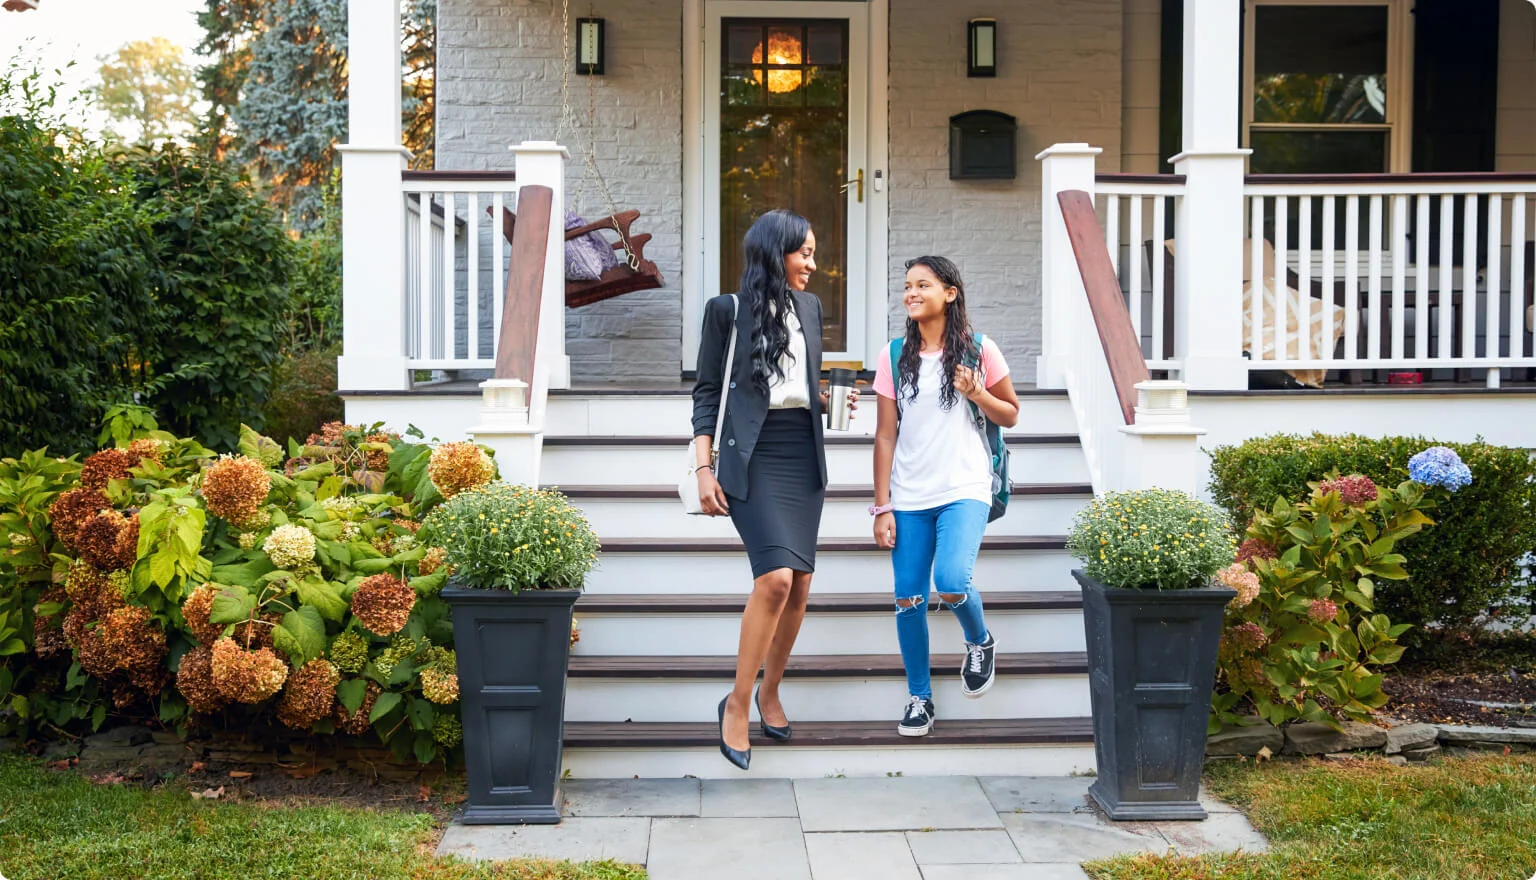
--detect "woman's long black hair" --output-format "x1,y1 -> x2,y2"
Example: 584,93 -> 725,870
739,209 -> 811,389
897,255 -> 978,412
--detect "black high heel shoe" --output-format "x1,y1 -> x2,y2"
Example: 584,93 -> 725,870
755,689 -> 792,742
717,696 -> 751,770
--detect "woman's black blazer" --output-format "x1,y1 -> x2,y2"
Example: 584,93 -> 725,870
691,291 -> 829,501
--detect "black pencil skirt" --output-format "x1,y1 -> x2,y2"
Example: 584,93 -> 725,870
727,407 -> 825,578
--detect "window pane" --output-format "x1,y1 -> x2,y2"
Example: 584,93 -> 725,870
726,25 -> 761,66
1249,129 -> 1388,174
807,23 -> 843,66
1253,5 -> 1388,124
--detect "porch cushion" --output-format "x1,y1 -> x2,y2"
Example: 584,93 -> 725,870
564,211 -> 619,282
1242,279 -> 1348,389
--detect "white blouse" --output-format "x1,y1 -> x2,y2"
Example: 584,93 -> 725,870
768,302 -> 811,410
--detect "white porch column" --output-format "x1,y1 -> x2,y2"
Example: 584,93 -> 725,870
1115,381 -> 1207,494
337,0 -> 412,392
1169,0 -> 1249,391
509,141 -> 571,390
1036,144 -> 1102,389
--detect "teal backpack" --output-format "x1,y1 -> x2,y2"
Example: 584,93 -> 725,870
887,333 -> 1011,523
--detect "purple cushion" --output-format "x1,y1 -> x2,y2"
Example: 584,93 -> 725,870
564,211 -> 620,282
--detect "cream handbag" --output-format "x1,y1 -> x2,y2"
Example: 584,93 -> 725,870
679,295 -> 738,515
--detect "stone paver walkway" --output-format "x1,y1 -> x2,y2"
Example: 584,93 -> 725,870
437,776 -> 1268,879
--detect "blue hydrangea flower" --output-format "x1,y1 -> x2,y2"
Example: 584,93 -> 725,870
1408,446 -> 1472,491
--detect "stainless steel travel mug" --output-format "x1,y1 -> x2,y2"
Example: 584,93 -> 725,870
826,368 -> 856,432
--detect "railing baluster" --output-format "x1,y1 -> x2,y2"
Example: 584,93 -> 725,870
1414,195 -> 1430,359
1321,196 -> 1336,366
1128,196 -> 1144,349
1463,194 -> 1479,373
1151,195 -> 1167,362
493,191 -> 506,360
1390,194 -> 1408,360
468,192 -> 480,361
1105,195 -> 1120,281
1251,198 -> 1265,360
1367,195 -> 1383,361
443,192 -> 457,363
418,191 -> 434,361
1297,195 -> 1312,362
1512,194 -> 1528,360
1438,195 -> 1455,365
1273,196 -> 1289,364
1344,196 -> 1360,361
1485,194 -> 1503,385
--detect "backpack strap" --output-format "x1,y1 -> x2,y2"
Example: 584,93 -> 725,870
888,338 -> 904,421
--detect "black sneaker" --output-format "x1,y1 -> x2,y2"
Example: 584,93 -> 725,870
898,695 -> 935,737
961,633 -> 997,698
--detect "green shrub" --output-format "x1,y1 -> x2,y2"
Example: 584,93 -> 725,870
422,482 -> 600,592
1208,434 -> 1536,635
1066,489 -> 1236,590
1213,475 -> 1427,729
261,346 -> 344,446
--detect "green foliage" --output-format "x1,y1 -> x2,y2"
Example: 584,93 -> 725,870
422,484 -> 600,592
260,347 -> 345,448
1067,489 -> 1236,590
1212,476 -> 1428,730
92,37 -> 200,145
1208,433 -> 1536,635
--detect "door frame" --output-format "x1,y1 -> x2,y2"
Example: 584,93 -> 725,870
682,0 -> 889,371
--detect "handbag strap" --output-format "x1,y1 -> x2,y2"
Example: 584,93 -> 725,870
710,295 -> 739,463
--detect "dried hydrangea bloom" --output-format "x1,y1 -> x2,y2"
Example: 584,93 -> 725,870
201,455 -> 273,524
74,624 -> 117,677
426,442 -> 496,499
263,524 -> 316,570
111,513 -> 140,570
1235,538 -> 1278,565
328,631 -> 370,674
420,667 -> 460,705
80,448 -> 134,490
126,437 -> 164,465
75,510 -> 130,571
351,574 -> 415,636
334,680 -> 381,735
1224,621 -> 1269,653
432,714 -> 463,748
307,421 -> 353,448
417,546 -> 448,577
32,588 -> 68,659
237,531 -> 259,551
1307,598 -> 1340,624
231,612 -> 282,651
100,605 -> 167,679
1318,474 -> 1378,505
177,645 -> 227,715
277,659 -> 342,730
181,583 -> 226,646
210,637 -> 290,703
1215,563 -> 1262,608
363,432 -> 395,472
48,487 -> 111,550
63,561 -> 123,623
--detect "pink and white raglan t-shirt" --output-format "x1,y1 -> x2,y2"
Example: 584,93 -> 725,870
873,336 -> 1010,511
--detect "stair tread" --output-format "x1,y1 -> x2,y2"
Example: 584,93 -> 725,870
564,717 -> 1093,748
568,651 -> 1087,678
575,590 -> 1082,614
554,484 -> 1091,498
545,434 -> 1080,446
597,536 -> 1069,552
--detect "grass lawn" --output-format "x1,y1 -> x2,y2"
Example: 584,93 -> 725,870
1085,755 -> 1536,880
0,755 -> 646,880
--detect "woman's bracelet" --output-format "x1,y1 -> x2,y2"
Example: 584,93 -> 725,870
696,464 -> 713,473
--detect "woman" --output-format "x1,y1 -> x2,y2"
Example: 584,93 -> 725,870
690,209 -> 855,770
871,255 -> 1019,736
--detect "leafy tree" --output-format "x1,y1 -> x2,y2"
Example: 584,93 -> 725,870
92,37 -> 200,145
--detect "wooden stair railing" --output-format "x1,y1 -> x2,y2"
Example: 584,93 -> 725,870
1057,190 -> 1150,425
494,184 -> 554,384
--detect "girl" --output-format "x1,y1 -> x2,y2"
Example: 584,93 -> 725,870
691,209 -> 857,769
871,255 -> 1019,736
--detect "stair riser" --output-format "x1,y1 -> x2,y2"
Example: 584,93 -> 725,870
564,674 -> 1090,723
560,744 -> 1096,779
572,610 -> 1087,656
583,549 -> 1079,594
547,395 -> 1079,437
542,443 -> 1091,488
570,495 -> 1089,540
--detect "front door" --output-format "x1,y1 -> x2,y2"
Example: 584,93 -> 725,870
703,1 -> 870,364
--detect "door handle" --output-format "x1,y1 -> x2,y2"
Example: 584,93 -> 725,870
840,168 -> 864,203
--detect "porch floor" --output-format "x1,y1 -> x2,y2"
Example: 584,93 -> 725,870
437,774 -> 1267,879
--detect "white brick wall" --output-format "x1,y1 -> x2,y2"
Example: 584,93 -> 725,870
888,0 -> 1123,384
437,0 -> 684,384
1121,0 -> 1161,173
1497,0 -> 1536,172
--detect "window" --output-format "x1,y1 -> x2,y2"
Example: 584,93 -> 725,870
1243,0 -> 1412,173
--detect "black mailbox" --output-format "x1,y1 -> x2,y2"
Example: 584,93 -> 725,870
949,110 -> 1017,180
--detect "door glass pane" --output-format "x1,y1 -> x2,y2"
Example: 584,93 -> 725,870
1249,129 -> 1388,174
1253,5 -> 1388,125
720,19 -> 849,353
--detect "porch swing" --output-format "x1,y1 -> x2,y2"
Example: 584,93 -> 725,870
494,0 -> 664,309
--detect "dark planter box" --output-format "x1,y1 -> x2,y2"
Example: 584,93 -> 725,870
443,584 -> 580,825
1074,570 -> 1233,821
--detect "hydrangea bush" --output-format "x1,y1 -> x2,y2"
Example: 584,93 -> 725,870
0,410 -> 594,763
1212,465 -> 1457,731
1066,489 -> 1236,590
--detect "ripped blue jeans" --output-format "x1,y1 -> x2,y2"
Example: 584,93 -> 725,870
891,499 -> 991,700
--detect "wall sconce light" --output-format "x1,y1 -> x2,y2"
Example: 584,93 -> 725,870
577,17 -> 605,75
967,19 -> 996,78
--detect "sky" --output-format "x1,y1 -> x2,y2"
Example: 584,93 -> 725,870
1,0 -> 208,131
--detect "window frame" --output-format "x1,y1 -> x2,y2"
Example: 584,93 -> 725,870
1241,0 -> 1415,173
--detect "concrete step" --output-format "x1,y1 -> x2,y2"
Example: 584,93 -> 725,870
558,483 -> 1091,539
564,651 -> 1089,724
561,718 -> 1096,779
582,536 -> 1076,594
541,434 -> 1090,487
572,591 -> 1086,656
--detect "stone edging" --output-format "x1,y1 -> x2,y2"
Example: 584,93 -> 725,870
1207,717 -> 1536,764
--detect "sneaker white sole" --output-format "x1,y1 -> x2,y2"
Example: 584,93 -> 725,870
897,721 -> 933,737
961,675 -> 995,699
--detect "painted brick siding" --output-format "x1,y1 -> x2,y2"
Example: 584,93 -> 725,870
888,0 -> 1122,384
1121,0 -> 1161,174
1497,0 -> 1536,172
436,0 -> 684,384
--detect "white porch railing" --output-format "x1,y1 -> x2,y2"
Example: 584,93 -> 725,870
1096,175 -> 1184,372
401,172 -> 522,373
1243,174 -> 1536,386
